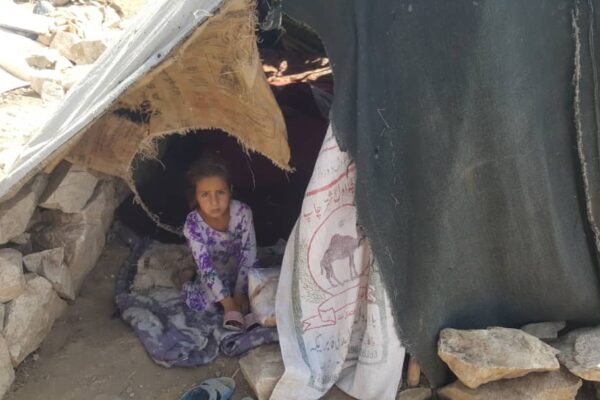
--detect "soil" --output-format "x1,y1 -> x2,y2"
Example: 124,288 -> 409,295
4,238 -> 353,400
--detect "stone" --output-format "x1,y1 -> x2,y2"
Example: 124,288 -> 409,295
49,7 -> 112,64
521,321 -> 566,340
52,0 -> 70,6
553,326 -> 600,381
26,51 -> 59,70
4,275 -> 67,366
29,69 -> 61,95
8,233 -> 30,246
438,327 -> 560,389
397,388 -> 432,400
437,369 -> 581,400
239,344 -> 284,400
37,33 -> 53,46
39,161 -> 98,213
41,80 -> 65,103
33,1 -> 55,16
23,248 -> 74,300
0,249 -> 25,303
50,30 -> 80,61
0,336 -> 15,399
0,174 -> 48,245
68,39 -> 107,65
33,179 -> 128,293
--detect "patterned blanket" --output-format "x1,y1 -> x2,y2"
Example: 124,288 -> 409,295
114,225 -> 279,367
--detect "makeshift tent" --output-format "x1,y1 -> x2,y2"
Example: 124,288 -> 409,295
284,0 -> 600,386
3,0 -> 600,390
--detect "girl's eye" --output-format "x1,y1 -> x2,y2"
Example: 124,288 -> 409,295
200,192 -> 209,198
217,190 -> 226,196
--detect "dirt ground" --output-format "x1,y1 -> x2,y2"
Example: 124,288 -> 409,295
4,236 -> 353,400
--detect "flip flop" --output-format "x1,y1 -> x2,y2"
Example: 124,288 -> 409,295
179,377 -> 235,400
244,313 -> 261,331
223,311 -> 245,331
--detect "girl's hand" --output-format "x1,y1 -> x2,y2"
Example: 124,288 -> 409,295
233,292 -> 249,315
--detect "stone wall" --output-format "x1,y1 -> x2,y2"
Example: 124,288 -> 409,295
0,160 -> 129,398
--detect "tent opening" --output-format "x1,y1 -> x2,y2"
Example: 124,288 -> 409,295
116,16 -> 333,245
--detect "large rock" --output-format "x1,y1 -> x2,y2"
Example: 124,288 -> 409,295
239,344 -> 284,400
0,174 -> 48,245
41,80 -> 66,103
23,248 -> 75,300
397,388 -> 432,400
0,249 -> 25,303
0,336 -> 15,399
521,321 -> 566,340
437,369 -> 581,400
50,30 -> 80,60
438,327 -> 560,389
553,326 -> 600,381
25,48 -> 68,70
4,275 -> 67,366
67,39 -> 107,65
50,29 -> 108,65
39,162 -> 99,213
33,179 -> 129,293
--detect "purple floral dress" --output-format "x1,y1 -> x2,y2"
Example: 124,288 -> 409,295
182,200 -> 257,312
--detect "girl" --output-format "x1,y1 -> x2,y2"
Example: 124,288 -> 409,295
181,155 -> 257,330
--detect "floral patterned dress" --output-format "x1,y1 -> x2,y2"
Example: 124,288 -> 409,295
182,200 -> 257,312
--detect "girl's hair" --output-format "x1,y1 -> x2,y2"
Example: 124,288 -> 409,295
186,153 -> 231,209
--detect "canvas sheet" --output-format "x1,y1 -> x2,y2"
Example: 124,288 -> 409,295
272,126 -> 404,400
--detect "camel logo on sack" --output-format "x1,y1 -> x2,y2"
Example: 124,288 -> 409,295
321,233 -> 363,288
303,204 -> 373,332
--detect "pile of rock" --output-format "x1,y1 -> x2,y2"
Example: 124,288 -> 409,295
435,323 -> 600,399
0,0 -> 134,103
0,161 -> 129,398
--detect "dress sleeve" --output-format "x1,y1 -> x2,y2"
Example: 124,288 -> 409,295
184,216 -> 230,303
234,206 -> 257,295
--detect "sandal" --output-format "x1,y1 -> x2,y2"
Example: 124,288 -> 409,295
179,377 -> 235,400
244,313 -> 261,331
223,311 -> 245,331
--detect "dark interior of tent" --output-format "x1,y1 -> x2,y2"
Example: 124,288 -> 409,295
116,12 -> 332,247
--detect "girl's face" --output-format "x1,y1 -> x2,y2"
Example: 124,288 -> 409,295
194,176 -> 231,219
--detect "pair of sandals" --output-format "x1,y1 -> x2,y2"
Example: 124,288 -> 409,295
223,311 -> 260,332
180,377 -> 253,400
